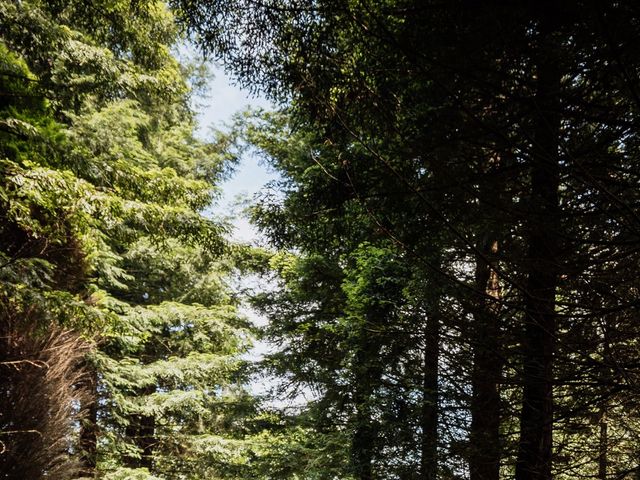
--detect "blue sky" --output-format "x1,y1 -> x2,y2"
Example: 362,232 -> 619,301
198,64 -> 275,377
196,64 -> 313,405
197,63 -> 278,242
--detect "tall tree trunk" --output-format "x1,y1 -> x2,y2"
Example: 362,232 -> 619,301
598,403 -> 608,480
515,11 -> 562,480
138,413 -> 155,470
598,328 -> 612,480
125,385 -> 156,471
420,311 -> 439,480
352,403 -> 375,480
469,233 -> 502,480
352,326 -> 382,480
79,366 -> 99,477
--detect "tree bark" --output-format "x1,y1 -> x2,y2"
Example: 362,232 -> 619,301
125,385 -> 156,471
352,325 -> 382,480
138,413 -> 155,470
598,403 -> 608,480
79,366 -> 99,477
420,311 -> 439,480
515,11 -> 562,480
470,233 -> 502,480
352,406 -> 375,480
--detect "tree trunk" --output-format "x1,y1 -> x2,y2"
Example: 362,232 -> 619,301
125,385 -> 156,471
138,413 -> 155,470
470,233 -> 502,480
420,311 -> 439,480
515,11 -> 562,480
352,325 -> 382,480
352,405 -> 375,480
598,403 -> 608,480
79,366 -> 99,477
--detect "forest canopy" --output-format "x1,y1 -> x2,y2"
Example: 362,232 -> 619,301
2,1 -> 640,480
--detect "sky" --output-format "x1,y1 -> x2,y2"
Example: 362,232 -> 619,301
193,63 -> 315,406
196,64 -> 287,398
196,64 -> 278,243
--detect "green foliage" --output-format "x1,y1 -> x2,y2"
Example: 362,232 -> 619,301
0,1 -> 271,478
180,1 -> 640,478
102,468 -> 164,480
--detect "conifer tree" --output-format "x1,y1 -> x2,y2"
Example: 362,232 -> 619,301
0,2 -> 262,478
177,1 -> 640,478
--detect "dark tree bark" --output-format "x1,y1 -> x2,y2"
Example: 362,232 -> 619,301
515,10 -> 562,480
138,413 -> 156,470
125,385 -> 156,471
352,404 -> 375,480
598,403 -> 608,480
420,311 -> 439,480
352,318 -> 384,480
79,366 -> 99,477
470,233 -> 502,480
352,354 -> 378,480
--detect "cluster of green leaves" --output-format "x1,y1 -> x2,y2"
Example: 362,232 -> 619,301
246,115 -> 441,479
175,1 -> 640,479
0,1 -> 291,479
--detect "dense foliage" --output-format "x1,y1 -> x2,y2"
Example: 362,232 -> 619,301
5,1 -> 640,480
175,1 -> 640,480
0,1 -> 278,479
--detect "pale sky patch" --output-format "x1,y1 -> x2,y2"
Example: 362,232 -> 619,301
197,63 -> 278,243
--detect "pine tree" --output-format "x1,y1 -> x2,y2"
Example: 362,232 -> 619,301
178,1 -> 640,478
0,2 -> 262,478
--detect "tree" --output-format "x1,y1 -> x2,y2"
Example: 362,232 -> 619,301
178,1 -> 640,478
0,2 -> 262,478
